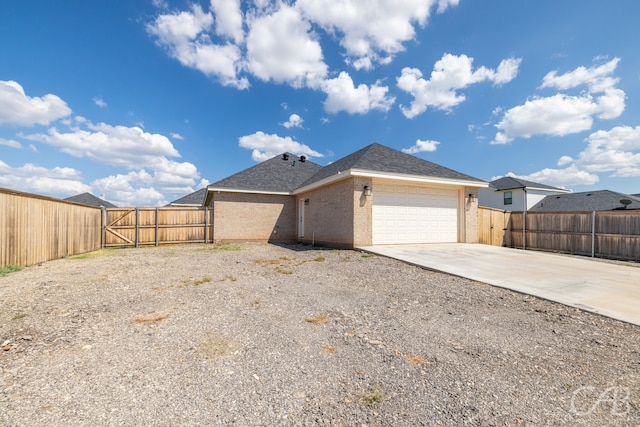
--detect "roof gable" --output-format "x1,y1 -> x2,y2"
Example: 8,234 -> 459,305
64,192 -> 116,208
530,190 -> 640,212
209,153 -> 322,193
168,188 -> 206,206
299,143 -> 484,187
489,176 -> 567,192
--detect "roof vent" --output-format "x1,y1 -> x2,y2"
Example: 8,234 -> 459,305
300,155 -> 306,162
586,193 -> 592,196
282,153 -> 289,161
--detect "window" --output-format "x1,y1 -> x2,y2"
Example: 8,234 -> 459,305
504,191 -> 513,205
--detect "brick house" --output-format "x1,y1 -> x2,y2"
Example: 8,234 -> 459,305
204,143 -> 487,248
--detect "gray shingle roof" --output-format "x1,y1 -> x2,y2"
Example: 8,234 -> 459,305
64,192 -> 117,208
299,143 -> 485,187
529,190 -> 640,212
489,176 -> 567,192
209,153 -> 323,193
168,188 -> 207,206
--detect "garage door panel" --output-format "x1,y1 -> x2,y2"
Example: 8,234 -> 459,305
373,185 -> 458,244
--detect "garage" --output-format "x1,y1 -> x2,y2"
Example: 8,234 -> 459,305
372,184 -> 459,244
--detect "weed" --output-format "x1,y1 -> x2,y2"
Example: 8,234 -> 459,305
225,275 -> 237,282
404,354 -> 424,365
67,248 -> 119,260
12,313 -> 28,320
217,244 -> 242,251
313,256 -> 325,262
359,388 -> 384,406
193,276 -> 213,286
322,345 -> 336,353
361,253 -> 375,258
275,266 -> 293,275
304,314 -> 328,325
131,314 -> 168,324
0,265 -> 23,276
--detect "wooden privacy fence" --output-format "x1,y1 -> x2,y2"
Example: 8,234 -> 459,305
478,207 -> 512,247
1,188 -> 215,267
479,207 -> 640,261
1,188 -> 102,267
103,207 -> 213,247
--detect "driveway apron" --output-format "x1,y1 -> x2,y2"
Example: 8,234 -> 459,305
357,243 -> 640,326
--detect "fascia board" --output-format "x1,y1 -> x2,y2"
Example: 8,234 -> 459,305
350,169 -> 489,188
207,187 -> 291,196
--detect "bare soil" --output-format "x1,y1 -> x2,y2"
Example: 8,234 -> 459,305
1,243 -> 639,426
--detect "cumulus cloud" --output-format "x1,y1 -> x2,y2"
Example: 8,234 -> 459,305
0,137 -> 22,148
93,96 -> 107,108
491,58 -> 625,144
170,132 -> 184,140
323,72 -> 395,114
0,80 -> 72,127
239,131 -> 323,162
397,54 -> 521,118
210,0 -> 244,44
0,160 -> 91,197
147,4 -> 248,89
297,0 -> 460,70
573,125 -> 640,177
498,167 -> 599,189
402,139 -> 440,154
282,113 -> 304,129
246,4 -> 327,88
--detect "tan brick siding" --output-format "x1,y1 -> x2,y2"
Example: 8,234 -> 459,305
464,187 -> 480,243
211,192 -> 295,241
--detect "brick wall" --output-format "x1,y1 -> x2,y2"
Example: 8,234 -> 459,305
464,187 -> 480,243
211,192 -> 295,241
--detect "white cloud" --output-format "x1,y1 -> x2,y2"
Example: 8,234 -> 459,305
171,132 -> 184,140
501,166 -> 599,188
297,0 -> 460,70
0,80 -> 71,127
0,160 -> 91,197
0,137 -> 22,148
210,0 -> 244,44
93,96 -> 107,108
239,131 -> 323,162
323,71 -> 395,114
397,54 -> 521,118
402,139 -> 440,154
246,4 -> 327,88
282,113 -> 304,129
492,59 -> 625,144
573,125 -> 640,177
147,5 -> 248,89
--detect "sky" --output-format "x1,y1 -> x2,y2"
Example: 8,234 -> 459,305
1,1 -> 639,206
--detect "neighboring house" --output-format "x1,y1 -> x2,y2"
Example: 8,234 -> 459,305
204,143 -> 487,248
167,188 -> 207,206
64,192 -> 116,208
529,190 -> 640,212
479,177 -> 570,211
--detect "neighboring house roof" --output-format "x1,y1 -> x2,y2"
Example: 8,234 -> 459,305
298,143 -> 485,188
529,190 -> 640,212
209,153 -> 323,194
64,192 -> 116,208
168,188 -> 207,206
489,176 -> 569,192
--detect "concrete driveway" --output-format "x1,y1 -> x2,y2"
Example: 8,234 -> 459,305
357,243 -> 640,327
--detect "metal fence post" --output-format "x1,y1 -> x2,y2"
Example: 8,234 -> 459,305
155,207 -> 159,246
591,210 -> 596,258
135,207 -> 139,248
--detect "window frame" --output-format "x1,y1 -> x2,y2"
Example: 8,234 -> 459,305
504,191 -> 513,205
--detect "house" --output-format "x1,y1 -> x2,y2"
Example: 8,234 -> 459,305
529,190 -> 640,212
64,192 -> 117,208
204,143 -> 487,248
167,188 -> 207,206
479,177 -> 570,211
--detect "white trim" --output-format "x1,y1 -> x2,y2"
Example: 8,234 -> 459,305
207,187 -> 291,196
293,168 -> 487,194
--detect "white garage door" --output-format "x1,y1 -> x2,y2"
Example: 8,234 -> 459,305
372,184 -> 459,244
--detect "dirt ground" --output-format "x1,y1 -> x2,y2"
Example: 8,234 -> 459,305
1,243 -> 639,426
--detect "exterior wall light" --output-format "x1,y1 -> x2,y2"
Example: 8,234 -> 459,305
363,185 -> 372,196
468,193 -> 476,200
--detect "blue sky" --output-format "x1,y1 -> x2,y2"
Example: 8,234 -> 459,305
1,0 -> 639,206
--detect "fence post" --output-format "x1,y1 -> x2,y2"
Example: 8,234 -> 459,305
591,210 -> 596,258
101,207 -> 106,249
204,207 -> 209,244
522,210 -> 526,250
155,207 -> 159,247
135,207 -> 139,248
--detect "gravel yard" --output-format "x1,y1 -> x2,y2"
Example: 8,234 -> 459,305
1,243 -> 639,426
